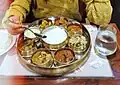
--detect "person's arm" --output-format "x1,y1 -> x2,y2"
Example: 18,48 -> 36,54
85,0 -> 112,25
2,0 -> 31,24
2,0 -> 32,35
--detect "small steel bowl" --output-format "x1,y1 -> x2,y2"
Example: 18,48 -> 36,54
31,49 -> 54,68
67,23 -> 82,31
54,17 -> 68,26
41,26 -> 69,50
24,26 -> 41,39
67,23 -> 83,37
54,48 -> 75,66
17,37 -> 37,57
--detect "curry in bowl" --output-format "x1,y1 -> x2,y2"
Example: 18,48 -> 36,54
54,48 -> 75,65
31,49 -> 53,67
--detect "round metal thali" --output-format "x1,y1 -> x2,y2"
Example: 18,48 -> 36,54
17,16 -> 91,76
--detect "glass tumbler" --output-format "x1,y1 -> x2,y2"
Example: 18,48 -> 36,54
94,24 -> 117,56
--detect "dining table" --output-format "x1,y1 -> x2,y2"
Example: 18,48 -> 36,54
0,23 -> 120,85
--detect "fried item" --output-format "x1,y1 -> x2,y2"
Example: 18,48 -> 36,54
55,48 -> 75,64
40,20 -> 52,29
32,50 -> 53,67
55,17 -> 68,25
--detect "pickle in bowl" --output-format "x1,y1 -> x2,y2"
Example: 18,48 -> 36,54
31,49 -> 54,68
67,23 -> 83,37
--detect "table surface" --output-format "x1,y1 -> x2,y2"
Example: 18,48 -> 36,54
0,23 -> 120,85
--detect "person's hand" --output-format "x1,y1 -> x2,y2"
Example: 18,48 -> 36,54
4,16 -> 25,35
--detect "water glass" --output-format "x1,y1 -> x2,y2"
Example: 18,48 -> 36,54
94,24 -> 117,56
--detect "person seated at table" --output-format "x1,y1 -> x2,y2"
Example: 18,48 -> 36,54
2,0 -> 112,35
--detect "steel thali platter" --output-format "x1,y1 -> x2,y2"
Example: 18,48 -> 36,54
17,16 -> 91,76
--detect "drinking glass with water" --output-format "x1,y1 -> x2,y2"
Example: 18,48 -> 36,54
94,24 -> 117,56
